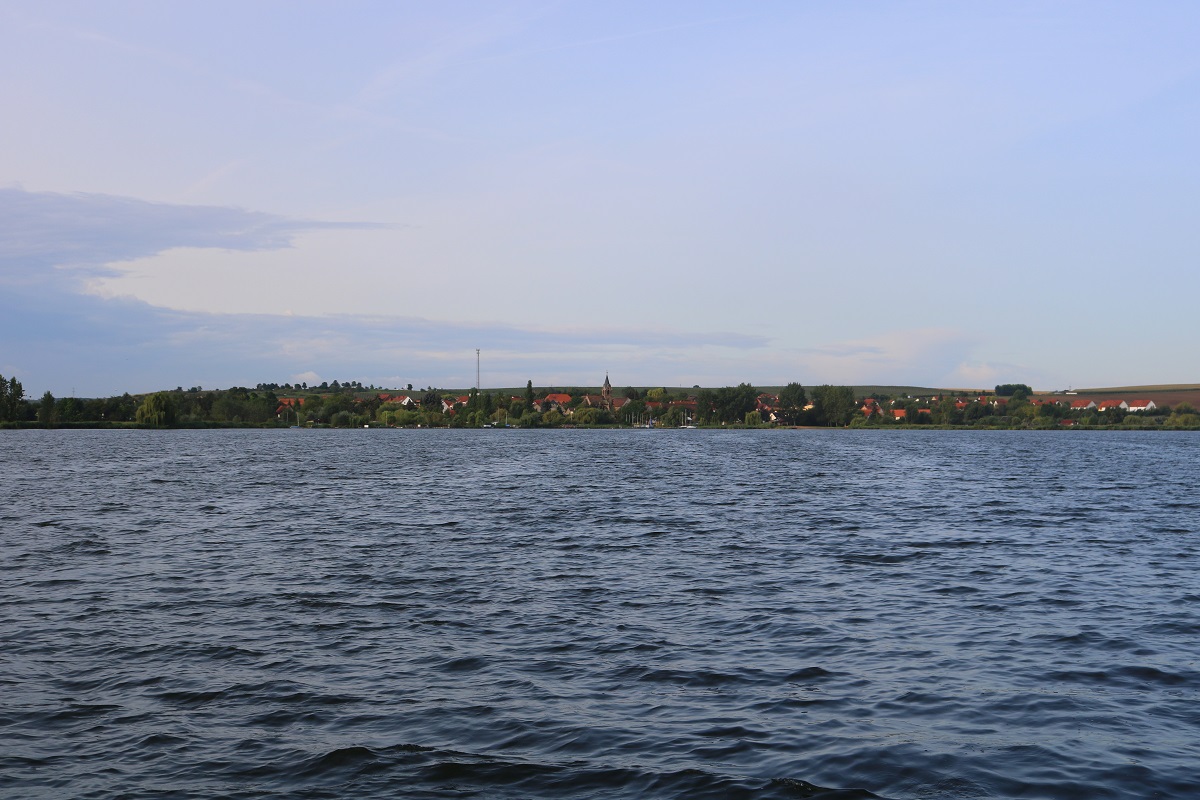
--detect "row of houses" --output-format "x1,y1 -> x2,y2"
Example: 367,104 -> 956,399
1062,398 -> 1157,412
859,395 -> 1159,421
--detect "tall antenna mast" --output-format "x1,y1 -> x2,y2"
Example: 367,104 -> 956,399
476,349 -> 481,392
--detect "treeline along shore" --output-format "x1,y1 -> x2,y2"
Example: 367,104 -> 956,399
3,372 -> 1199,430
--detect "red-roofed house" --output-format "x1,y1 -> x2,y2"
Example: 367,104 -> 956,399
378,394 -> 415,407
276,397 -> 305,415
441,396 -> 471,413
1070,399 -> 1096,411
1097,400 -> 1127,412
1125,399 -> 1157,412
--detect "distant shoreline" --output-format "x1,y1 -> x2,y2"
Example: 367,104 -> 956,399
4,422 -> 1196,432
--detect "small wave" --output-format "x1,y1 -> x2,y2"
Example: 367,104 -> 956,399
54,538 -> 110,556
438,656 -> 489,673
838,552 -> 924,565
1143,619 -> 1200,634
1044,665 -> 1193,687
298,743 -> 431,775
695,724 -> 771,739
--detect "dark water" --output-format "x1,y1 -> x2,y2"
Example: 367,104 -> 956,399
2,429 -> 1198,799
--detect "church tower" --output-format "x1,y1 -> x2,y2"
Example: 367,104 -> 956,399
601,373 -> 612,408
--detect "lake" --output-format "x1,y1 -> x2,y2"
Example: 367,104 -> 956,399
1,429 -> 1197,798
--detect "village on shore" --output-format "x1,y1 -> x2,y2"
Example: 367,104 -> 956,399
339,379 -> 1196,430
3,371 -> 1198,429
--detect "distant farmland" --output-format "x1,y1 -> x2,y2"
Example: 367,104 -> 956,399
1075,383 -> 1200,394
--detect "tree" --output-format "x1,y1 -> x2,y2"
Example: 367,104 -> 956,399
995,383 -> 1033,397
0,374 -> 26,421
395,410 -> 421,427
932,395 -> 961,425
712,383 -> 757,424
620,398 -> 646,425
1166,409 -> 1200,428
660,406 -> 685,427
38,391 -> 57,424
776,382 -> 808,425
810,385 -> 856,426
135,392 -> 177,426
694,389 -> 717,424
524,380 -> 535,411
56,397 -> 83,422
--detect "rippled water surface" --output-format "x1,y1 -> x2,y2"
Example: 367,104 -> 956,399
2,429 -> 1198,799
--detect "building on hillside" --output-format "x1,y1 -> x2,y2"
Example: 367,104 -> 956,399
378,394 -> 416,407
276,397 -> 305,415
1125,399 -> 1157,412
1097,400 -> 1127,412
540,393 -> 572,412
441,396 -> 471,414
582,374 -> 620,412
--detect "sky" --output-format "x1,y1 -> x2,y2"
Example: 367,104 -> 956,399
2,1 -> 1198,396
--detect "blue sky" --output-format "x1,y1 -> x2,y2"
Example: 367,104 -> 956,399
3,1 -> 1198,395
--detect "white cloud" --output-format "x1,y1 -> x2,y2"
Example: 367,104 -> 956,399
785,328 -> 983,387
289,370 -> 322,386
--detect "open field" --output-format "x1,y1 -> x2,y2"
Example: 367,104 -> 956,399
1075,383 -> 1200,394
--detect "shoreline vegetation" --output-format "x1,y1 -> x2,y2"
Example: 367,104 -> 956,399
2,373 -> 1199,431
